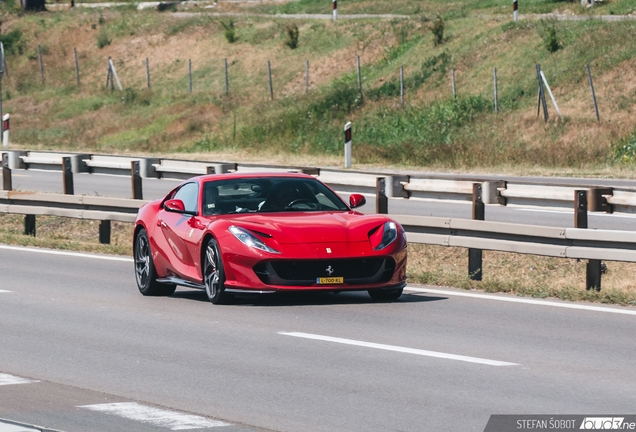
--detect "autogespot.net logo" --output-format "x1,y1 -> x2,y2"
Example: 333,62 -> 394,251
580,418 -> 631,430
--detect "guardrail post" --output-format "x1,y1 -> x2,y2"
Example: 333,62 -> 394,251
24,215 -> 36,236
575,190 -> 601,291
62,157 -> 74,195
131,161 -> 143,200
376,177 -> 388,214
2,152 -> 11,191
469,183 -> 484,281
574,190 -> 588,229
206,166 -> 215,175
99,220 -> 111,244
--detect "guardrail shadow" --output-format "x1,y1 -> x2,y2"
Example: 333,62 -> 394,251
169,289 -> 447,307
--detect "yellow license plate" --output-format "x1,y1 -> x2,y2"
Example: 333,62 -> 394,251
316,277 -> 344,284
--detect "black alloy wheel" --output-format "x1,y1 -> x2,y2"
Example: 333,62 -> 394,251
134,228 -> 176,296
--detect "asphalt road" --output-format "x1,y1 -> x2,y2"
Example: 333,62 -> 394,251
0,245 -> 635,432
5,169 -> 636,231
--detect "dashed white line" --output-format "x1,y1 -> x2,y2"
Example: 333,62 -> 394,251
279,331 -> 519,367
0,374 -> 39,386
0,290 -> 11,293
78,402 -> 230,430
405,286 -> 636,316
0,245 -> 133,262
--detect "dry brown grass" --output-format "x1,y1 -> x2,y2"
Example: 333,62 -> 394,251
408,243 -> 636,306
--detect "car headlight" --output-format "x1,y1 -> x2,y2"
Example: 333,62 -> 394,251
372,221 -> 398,251
229,226 -> 281,254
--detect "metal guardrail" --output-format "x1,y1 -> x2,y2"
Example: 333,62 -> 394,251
3,150 -> 636,214
0,189 -> 633,291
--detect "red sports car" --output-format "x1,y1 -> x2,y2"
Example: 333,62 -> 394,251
133,173 -> 407,304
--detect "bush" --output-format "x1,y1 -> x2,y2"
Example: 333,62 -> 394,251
285,23 -> 299,49
538,20 -> 560,53
221,20 -> 237,43
0,30 -> 24,55
431,14 -> 444,46
96,28 -> 111,49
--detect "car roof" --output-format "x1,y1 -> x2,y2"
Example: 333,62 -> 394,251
190,172 -> 316,183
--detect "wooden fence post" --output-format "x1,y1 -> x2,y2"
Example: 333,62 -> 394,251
38,44 -> 44,84
469,183 -> 484,281
74,47 -> 80,85
268,60 -> 274,100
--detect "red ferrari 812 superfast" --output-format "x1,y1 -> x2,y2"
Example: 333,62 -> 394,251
133,173 -> 407,304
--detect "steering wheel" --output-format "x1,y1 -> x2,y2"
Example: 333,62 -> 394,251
285,198 -> 316,209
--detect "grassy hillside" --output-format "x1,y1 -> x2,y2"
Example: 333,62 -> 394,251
2,0 -> 636,175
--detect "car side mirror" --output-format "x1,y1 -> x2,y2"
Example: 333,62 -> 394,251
349,194 -> 366,209
164,199 -> 186,213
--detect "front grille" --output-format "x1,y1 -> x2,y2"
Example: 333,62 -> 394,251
253,258 -> 395,286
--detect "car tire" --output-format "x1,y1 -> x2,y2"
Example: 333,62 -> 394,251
204,237 -> 229,305
368,287 -> 403,301
134,228 -> 176,296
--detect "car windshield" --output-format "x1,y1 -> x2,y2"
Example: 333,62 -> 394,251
202,177 -> 350,215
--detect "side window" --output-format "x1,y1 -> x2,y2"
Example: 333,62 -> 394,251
172,182 -> 199,214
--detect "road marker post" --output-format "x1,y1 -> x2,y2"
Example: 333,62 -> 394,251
344,122 -> 352,168
469,183 -> 484,281
332,0 -> 337,22
513,0 -> 518,22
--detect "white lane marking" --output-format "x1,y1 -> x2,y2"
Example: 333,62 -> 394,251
0,421 -> 40,432
0,373 -> 40,386
405,286 -> 636,316
515,208 -> 636,218
78,402 -> 229,430
279,331 -> 519,367
0,245 -> 133,262
0,290 -> 11,293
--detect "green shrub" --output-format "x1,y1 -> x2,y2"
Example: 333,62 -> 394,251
96,28 -> 112,49
0,29 -> 24,55
221,20 -> 237,43
285,23 -> 299,49
431,14 -> 444,46
538,20 -> 560,53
